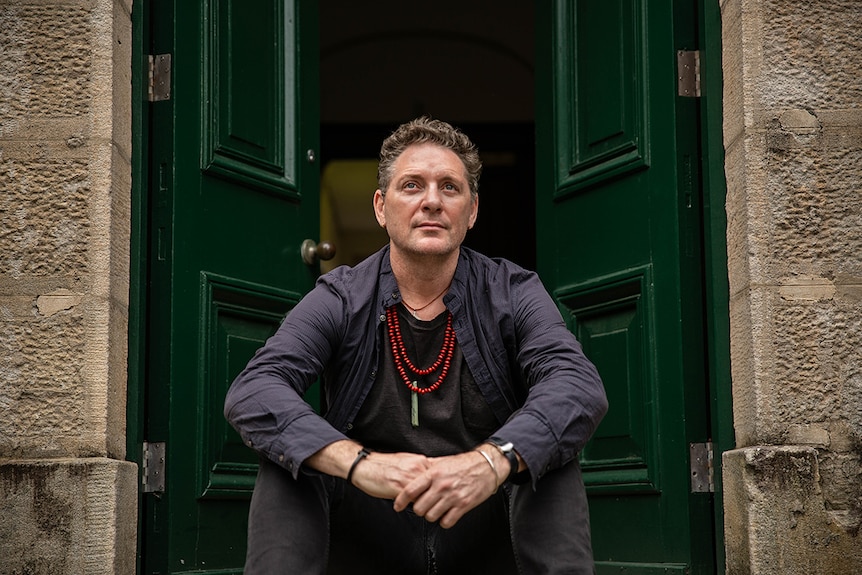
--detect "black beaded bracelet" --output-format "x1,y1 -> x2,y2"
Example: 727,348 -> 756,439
346,448 -> 370,485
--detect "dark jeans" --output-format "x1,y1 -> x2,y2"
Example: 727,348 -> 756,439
245,457 -> 595,575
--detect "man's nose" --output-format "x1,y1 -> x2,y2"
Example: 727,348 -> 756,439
421,185 -> 443,210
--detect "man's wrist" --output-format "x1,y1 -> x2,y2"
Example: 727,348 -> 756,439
485,437 -> 519,483
346,448 -> 370,485
474,448 -> 501,492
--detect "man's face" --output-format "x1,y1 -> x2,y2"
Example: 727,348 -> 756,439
373,143 -> 478,260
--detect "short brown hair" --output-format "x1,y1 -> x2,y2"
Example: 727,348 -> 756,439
377,117 -> 482,199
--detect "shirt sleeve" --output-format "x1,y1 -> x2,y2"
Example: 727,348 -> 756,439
492,271 -> 608,486
223,280 -> 350,479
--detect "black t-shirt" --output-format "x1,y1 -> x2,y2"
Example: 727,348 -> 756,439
351,304 -> 498,456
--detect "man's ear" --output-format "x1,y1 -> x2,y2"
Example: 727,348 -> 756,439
467,194 -> 479,230
373,190 -> 386,228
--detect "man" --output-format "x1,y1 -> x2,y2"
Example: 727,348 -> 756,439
225,117 -> 608,574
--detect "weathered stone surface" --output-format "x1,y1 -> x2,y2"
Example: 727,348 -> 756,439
728,274 -> 862,529
723,0 -> 862,570
0,0 -> 132,466
0,4 -> 92,132
0,0 -> 132,462
0,157 -> 91,279
724,447 -> 862,575
0,458 -> 138,575
766,134 -> 862,279
0,306 -> 88,458
760,0 -> 862,110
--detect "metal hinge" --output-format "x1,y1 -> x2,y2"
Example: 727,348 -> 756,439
690,441 -> 714,492
677,50 -> 701,98
148,54 -> 172,102
142,441 -> 166,493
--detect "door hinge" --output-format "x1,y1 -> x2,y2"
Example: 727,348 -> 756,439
690,441 -> 714,493
142,441 -> 166,493
677,50 -> 701,98
148,54 -> 172,102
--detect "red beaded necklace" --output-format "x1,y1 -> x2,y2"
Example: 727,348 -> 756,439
386,305 -> 456,427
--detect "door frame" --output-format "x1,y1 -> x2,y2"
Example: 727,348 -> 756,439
127,0 -> 732,571
128,0 -> 151,572
698,0 -> 733,571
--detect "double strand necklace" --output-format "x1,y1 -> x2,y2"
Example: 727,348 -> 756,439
386,305 -> 456,427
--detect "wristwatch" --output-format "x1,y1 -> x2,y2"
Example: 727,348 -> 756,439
486,437 -> 519,482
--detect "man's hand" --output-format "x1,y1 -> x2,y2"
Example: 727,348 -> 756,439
393,450 -> 502,529
305,440 -> 432,500
306,441 -> 505,528
349,451 -> 433,500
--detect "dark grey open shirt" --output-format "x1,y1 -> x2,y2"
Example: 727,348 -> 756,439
224,245 -> 607,486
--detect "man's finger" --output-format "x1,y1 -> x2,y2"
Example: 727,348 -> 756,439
438,506 -> 468,529
393,474 -> 431,512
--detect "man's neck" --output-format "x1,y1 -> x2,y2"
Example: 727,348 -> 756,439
390,247 -> 459,302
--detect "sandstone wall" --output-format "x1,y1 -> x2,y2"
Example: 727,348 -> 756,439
0,1 -> 136,574
721,0 -> 862,572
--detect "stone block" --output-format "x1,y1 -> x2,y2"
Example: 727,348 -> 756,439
759,1 -> 862,111
0,458 -> 138,575
723,446 -> 862,575
733,285 -> 862,445
0,4 -> 93,129
0,155 -> 91,279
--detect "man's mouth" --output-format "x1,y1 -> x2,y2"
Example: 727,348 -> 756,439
417,222 -> 445,230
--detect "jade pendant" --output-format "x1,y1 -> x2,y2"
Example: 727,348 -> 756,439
411,388 -> 419,428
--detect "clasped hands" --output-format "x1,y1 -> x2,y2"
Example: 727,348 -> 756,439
308,439 -> 506,529
357,449 -> 504,528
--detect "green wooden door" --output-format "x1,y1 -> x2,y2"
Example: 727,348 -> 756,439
143,1 -> 319,573
536,1 -> 714,573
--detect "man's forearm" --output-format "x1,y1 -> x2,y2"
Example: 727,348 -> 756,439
305,439 -> 365,479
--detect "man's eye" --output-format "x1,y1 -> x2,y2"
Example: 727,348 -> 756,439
404,182 -> 418,190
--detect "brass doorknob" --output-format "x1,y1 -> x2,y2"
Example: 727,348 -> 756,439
301,239 -> 336,265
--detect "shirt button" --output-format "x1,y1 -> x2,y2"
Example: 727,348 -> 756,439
278,454 -> 284,462
346,422 -> 354,430
392,292 -> 400,299
370,370 -> 376,378
247,440 -> 253,447
379,314 -> 386,322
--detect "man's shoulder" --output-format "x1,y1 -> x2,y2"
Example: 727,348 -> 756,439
318,245 -> 389,291
460,246 -> 535,283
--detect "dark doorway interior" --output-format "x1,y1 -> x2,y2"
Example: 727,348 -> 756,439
319,1 -> 536,270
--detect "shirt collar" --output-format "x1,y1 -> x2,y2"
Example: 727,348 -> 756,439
375,245 -> 472,315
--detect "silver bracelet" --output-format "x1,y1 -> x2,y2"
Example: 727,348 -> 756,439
475,448 -> 499,492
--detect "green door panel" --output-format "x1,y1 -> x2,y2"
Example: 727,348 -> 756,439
144,0 -> 319,573
537,0 -> 714,573
557,0 -> 648,193
203,0 -> 303,196
198,274 -> 301,500
557,266 -> 658,493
